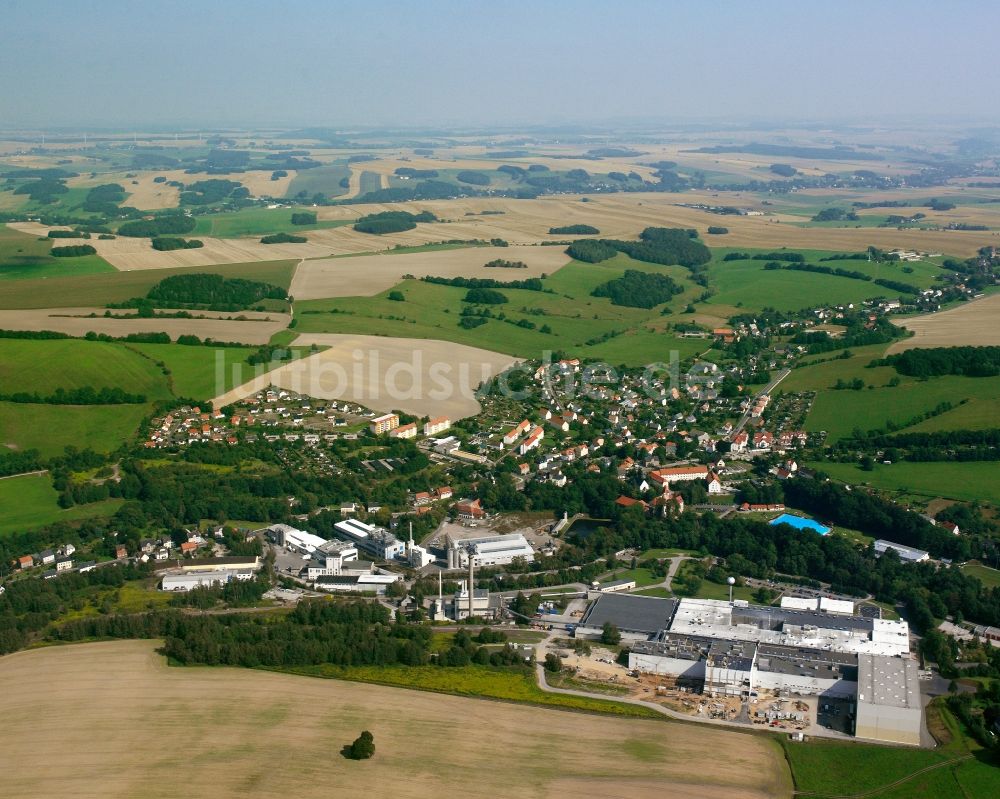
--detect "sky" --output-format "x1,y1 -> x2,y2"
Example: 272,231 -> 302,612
1,0 -> 998,130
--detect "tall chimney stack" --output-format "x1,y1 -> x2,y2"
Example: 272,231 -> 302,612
467,547 -> 475,619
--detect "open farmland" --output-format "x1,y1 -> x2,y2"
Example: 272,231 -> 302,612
289,244 -> 570,299
812,460 -> 1000,504
11,189 -> 998,272
0,472 -> 122,535
0,337 -> 171,399
0,225 -> 115,281
887,293 -> 1000,352
284,162 -> 351,198
0,401 -> 153,455
706,257 -> 902,312
0,337 -> 171,454
781,345 -> 1000,439
804,374 -> 1000,440
190,207 -> 354,238
306,193 -> 1000,257
0,307 -> 290,344
0,257 -> 296,310
0,641 -> 791,799
294,254 -> 706,364
211,333 -> 520,418
128,341 -> 318,400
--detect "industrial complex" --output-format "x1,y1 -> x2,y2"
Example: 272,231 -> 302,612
578,592 -> 922,746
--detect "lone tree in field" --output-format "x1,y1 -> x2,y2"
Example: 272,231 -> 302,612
347,730 -> 375,760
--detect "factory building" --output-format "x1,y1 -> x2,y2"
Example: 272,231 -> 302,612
580,593 -> 920,745
444,532 -> 535,568
305,540 -> 365,581
874,539 -> 930,563
267,524 -> 327,555
780,596 -> 855,615
429,580 -> 492,621
314,573 -> 402,594
854,655 -> 922,746
161,569 -> 257,591
334,518 -> 406,560
576,593 -> 680,642
179,556 -> 262,573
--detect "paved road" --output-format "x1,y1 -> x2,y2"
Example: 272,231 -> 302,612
733,368 -> 791,435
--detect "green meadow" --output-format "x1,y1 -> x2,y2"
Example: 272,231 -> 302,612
782,345 -> 1000,439
0,472 -> 123,535
961,562 -> 1000,589
128,340 -> 318,400
812,460 -> 1000,504
295,253 -> 708,365
0,226 -> 115,282
0,338 -> 171,399
190,207 -> 353,238
0,336 -> 279,454
783,700 -> 1000,799
284,163 -> 352,198
803,375 -> 1000,440
0,257 -> 297,309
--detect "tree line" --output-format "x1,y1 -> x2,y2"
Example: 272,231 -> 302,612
0,386 -> 146,405
879,346 -> 1000,378
421,275 -> 547,292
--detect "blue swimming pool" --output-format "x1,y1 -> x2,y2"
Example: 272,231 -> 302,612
769,513 -> 831,535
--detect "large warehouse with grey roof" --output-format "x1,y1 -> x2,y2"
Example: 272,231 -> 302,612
575,592 -> 922,746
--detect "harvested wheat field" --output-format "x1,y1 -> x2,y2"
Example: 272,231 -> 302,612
290,244 -> 571,299
0,641 -> 791,799
13,191 -> 997,271
0,307 -> 289,344
67,170 -> 186,210
310,194 -> 999,257
212,333 -> 518,418
887,293 -> 1000,352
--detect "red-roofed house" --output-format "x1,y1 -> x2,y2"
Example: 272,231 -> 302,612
503,419 -> 531,446
706,472 -> 724,494
519,426 -> 544,455
455,498 -> 486,520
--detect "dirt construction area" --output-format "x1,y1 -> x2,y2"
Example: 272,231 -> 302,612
289,245 -> 571,299
887,292 -> 1000,352
0,640 -> 792,799
211,333 -> 519,418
